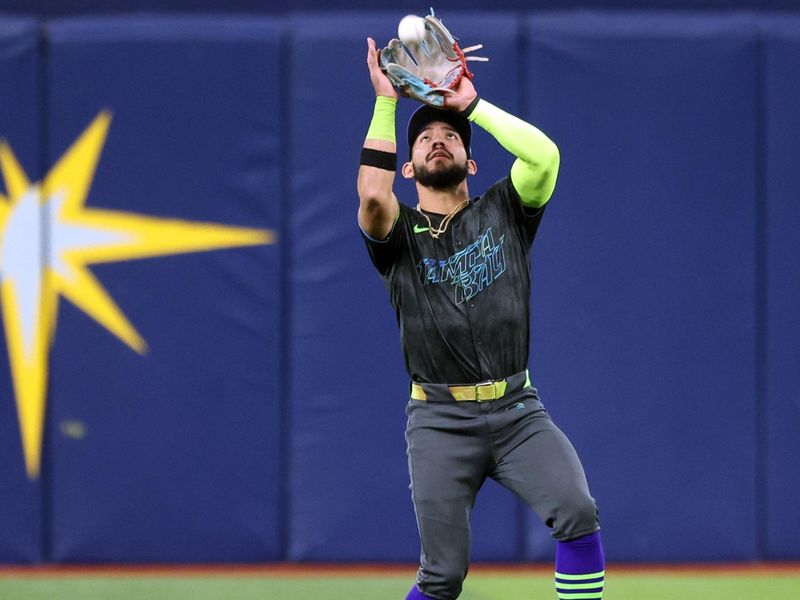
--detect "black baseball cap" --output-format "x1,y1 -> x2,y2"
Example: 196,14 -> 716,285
406,105 -> 472,159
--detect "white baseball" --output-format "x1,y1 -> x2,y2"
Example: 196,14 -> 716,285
398,15 -> 426,45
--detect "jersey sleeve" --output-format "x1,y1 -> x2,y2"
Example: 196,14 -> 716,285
360,204 -> 409,276
491,176 -> 547,247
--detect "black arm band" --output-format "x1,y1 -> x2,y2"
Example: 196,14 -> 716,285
360,148 -> 397,171
462,95 -> 481,119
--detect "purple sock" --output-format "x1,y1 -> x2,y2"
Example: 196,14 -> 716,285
555,530 -> 605,598
406,584 -> 436,600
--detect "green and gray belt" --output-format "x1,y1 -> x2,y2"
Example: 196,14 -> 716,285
410,370 -> 532,403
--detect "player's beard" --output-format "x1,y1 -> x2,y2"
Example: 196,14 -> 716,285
413,160 -> 469,191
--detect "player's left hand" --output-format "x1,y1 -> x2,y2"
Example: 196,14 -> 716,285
379,13 -> 487,108
444,76 -> 478,113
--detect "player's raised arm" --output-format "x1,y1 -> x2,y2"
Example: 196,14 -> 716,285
357,37 -> 401,240
446,77 -> 560,209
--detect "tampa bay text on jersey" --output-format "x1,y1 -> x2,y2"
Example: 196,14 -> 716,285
416,227 -> 507,304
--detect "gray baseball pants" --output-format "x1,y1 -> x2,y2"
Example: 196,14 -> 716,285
405,376 -> 599,600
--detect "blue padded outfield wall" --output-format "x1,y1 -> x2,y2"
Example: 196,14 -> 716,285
0,11 -> 798,564
0,17 -> 43,564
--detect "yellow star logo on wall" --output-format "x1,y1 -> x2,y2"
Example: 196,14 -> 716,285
0,111 -> 274,479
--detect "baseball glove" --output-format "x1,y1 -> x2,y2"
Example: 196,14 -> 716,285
379,14 -> 487,107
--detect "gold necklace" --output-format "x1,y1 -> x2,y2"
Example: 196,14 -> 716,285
416,198 -> 470,239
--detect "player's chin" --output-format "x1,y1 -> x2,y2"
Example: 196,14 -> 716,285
414,162 -> 469,189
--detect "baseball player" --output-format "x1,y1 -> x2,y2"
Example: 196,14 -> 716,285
358,36 -> 605,600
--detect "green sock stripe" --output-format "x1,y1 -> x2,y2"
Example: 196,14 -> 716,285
555,570 -> 605,581
556,593 -> 603,600
557,581 -> 604,590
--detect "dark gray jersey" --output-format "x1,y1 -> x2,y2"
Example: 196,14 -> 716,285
363,177 -> 545,384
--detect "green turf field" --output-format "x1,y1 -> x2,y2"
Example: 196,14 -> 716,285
1,571 -> 799,600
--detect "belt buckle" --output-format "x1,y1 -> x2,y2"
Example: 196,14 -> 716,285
475,380 -> 498,402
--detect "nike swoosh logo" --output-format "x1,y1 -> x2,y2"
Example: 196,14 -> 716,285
413,225 -> 430,234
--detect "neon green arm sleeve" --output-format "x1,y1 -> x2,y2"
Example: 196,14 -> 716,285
365,95 -> 398,144
467,98 -> 560,208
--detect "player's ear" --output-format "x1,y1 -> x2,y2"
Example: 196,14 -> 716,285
401,161 -> 415,180
467,158 -> 477,176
